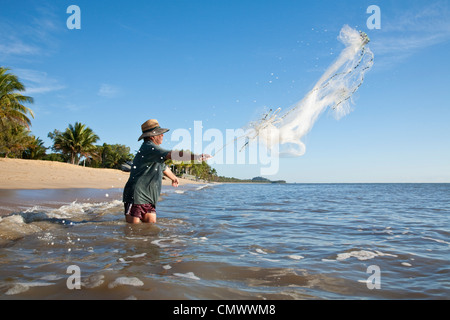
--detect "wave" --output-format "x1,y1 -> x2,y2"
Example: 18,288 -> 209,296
0,200 -> 123,245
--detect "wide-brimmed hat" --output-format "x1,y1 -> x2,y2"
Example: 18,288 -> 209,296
138,119 -> 170,141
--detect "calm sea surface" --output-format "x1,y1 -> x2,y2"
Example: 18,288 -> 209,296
0,183 -> 448,299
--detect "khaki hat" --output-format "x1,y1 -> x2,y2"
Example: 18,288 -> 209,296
138,119 -> 170,141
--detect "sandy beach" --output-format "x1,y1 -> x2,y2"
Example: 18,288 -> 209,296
0,158 -> 203,190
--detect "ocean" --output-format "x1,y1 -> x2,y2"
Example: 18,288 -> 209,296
0,183 -> 448,300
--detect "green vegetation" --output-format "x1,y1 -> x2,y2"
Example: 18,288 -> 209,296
166,155 -> 218,182
0,67 -> 34,128
210,176 -> 286,183
48,122 -> 100,165
250,176 -> 286,184
89,143 -> 134,169
0,67 -> 36,158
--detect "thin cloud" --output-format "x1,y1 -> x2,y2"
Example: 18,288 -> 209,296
0,38 -> 41,56
370,1 -> 450,68
0,3 -> 61,60
98,84 -> 120,98
15,68 -> 65,95
373,33 -> 449,55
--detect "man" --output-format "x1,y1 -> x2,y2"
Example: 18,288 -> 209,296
123,119 -> 211,224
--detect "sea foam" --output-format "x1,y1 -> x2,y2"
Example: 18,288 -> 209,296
108,277 -> 144,288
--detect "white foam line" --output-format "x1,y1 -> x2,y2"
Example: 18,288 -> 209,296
151,238 -> 186,248
173,272 -> 200,281
261,258 -> 280,262
421,237 -> 450,245
108,277 -> 144,288
5,282 -> 55,295
335,250 -> 398,261
127,253 -> 147,259
288,255 -> 304,260
401,262 -> 412,267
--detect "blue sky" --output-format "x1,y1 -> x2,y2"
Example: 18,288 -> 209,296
1,0 -> 449,183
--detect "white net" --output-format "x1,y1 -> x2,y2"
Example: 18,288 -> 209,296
244,25 -> 374,156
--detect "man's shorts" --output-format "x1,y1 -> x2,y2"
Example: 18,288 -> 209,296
124,203 -> 156,220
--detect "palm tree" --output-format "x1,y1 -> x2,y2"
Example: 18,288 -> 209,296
97,143 -> 133,169
48,122 -> 100,165
0,67 -> 34,129
0,121 -> 33,158
22,136 -> 47,159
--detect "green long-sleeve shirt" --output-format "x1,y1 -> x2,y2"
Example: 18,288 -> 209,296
123,141 -> 169,205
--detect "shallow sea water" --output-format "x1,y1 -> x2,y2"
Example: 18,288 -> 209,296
0,183 -> 448,299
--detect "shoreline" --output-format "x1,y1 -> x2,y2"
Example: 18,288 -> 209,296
0,158 -> 204,190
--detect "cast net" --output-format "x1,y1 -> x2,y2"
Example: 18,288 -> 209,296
242,25 -> 374,156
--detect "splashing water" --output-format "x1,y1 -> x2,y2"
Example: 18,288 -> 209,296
241,25 -> 374,157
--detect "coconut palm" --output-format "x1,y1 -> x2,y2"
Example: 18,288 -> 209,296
48,122 -> 100,165
22,136 -> 47,159
0,67 -> 34,129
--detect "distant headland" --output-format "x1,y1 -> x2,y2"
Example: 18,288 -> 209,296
212,176 -> 286,184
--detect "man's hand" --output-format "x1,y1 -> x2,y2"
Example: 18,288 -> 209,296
197,154 -> 213,162
163,167 -> 179,188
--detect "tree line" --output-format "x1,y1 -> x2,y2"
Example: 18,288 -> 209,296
0,66 -> 232,181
